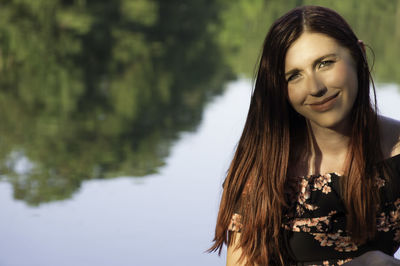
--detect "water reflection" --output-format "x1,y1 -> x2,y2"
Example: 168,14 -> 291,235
0,0 -> 399,207
0,0 -> 233,205
0,79 -> 399,266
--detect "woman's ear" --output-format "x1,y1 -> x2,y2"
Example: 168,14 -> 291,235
358,40 -> 366,55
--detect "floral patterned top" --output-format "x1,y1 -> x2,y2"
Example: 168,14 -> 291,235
228,154 -> 400,265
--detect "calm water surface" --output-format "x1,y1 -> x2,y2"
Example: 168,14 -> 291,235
1,80 -> 400,266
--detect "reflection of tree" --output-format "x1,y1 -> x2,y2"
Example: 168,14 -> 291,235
0,0 -> 233,205
1,0 -> 399,206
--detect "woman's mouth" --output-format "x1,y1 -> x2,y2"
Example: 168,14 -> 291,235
309,92 -> 340,112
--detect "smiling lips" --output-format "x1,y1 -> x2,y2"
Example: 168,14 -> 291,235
309,92 -> 340,112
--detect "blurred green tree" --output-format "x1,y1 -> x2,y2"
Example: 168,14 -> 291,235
0,0 -> 233,205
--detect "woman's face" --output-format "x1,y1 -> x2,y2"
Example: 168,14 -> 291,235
284,31 -> 358,130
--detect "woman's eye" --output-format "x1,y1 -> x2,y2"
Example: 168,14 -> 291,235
318,60 -> 334,69
287,73 -> 300,82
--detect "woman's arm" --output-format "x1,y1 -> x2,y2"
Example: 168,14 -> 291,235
227,232 -> 249,266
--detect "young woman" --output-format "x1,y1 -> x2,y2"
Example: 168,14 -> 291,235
210,6 -> 400,266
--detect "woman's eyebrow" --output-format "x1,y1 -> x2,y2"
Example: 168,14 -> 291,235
285,53 -> 337,77
311,53 -> 337,68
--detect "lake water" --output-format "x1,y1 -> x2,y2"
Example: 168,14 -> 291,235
1,79 -> 400,266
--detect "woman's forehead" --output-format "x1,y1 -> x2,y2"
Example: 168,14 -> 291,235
284,32 -> 345,71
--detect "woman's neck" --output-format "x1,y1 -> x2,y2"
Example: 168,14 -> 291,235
307,120 -> 351,174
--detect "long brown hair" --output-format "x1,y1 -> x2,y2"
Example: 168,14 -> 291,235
210,6 -> 382,265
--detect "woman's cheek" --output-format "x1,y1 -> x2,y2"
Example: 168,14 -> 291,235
288,86 -> 304,107
324,63 -> 357,88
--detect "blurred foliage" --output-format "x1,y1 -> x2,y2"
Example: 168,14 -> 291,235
0,0 -> 398,205
0,0 -> 233,205
218,0 -> 400,83
304,0 -> 400,83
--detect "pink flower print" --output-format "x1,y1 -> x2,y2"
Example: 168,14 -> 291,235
228,213 -> 243,232
312,173 -> 332,192
312,232 -> 358,252
375,177 -> 385,188
337,258 -> 353,265
304,203 -> 319,211
395,229 -> 400,242
376,212 -> 390,232
328,210 -> 337,216
322,185 -> 332,194
395,198 -> 400,208
390,209 -> 400,223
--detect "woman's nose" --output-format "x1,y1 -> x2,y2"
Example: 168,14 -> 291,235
307,74 -> 327,97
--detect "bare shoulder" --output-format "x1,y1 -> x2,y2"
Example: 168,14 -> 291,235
379,115 -> 400,158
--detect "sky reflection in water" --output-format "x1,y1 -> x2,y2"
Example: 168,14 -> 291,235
0,80 -> 399,266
